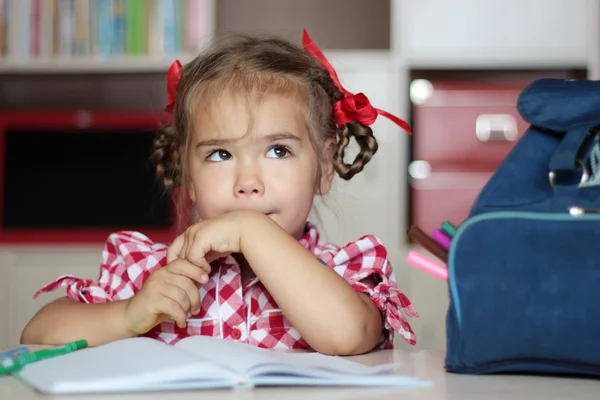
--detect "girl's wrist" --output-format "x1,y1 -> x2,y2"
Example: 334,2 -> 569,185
237,210 -> 276,252
114,299 -> 140,339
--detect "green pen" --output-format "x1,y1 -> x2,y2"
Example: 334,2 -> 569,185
0,340 -> 88,376
441,221 -> 457,238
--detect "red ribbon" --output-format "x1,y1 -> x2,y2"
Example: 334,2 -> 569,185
302,29 -> 412,135
165,60 -> 182,113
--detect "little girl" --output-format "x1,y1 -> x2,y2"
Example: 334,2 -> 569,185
21,30 -> 417,355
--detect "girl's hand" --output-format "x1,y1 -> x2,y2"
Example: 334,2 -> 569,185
123,258 -> 206,335
166,210 -> 260,269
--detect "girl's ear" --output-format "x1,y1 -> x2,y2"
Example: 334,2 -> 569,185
188,182 -> 197,203
316,137 -> 336,195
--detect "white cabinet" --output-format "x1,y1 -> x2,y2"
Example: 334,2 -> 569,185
0,248 -> 100,348
309,52 -> 410,251
395,0 -> 591,67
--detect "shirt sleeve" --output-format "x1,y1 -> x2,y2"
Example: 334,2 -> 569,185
34,232 -> 168,304
319,235 -> 418,348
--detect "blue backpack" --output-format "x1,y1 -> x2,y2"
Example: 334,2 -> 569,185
445,78 -> 600,376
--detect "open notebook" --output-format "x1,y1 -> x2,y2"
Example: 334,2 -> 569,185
15,336 -> 430,394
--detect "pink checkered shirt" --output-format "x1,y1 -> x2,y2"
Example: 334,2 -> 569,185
35,222 -> 417,349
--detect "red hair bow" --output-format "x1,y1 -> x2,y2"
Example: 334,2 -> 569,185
302,29 -> 412,135
165,60 -> 182,113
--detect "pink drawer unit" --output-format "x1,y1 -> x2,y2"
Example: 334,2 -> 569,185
409,80 -> 531,237
411,81 -> 530,170
410,170 -> 493,237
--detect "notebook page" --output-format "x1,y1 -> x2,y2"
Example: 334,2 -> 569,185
175,335 -> 287,375
16,337 -> 237,394
252,374 -> 431,388
247,352 -> 394,377
175,336 -> 392,377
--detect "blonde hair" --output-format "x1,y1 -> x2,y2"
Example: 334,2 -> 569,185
151,34 -> 379,226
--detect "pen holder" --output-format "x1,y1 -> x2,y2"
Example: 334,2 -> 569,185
444,78 -> 600,377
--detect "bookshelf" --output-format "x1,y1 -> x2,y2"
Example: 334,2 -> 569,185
0,54 -> 198,73
0,0 -> 216,74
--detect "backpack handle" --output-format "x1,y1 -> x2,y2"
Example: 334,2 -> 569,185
548,124 -> 597,188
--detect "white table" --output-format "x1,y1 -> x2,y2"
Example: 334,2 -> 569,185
1,346 -> 599,399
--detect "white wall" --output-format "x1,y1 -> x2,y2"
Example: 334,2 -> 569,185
0,247 -> 101,348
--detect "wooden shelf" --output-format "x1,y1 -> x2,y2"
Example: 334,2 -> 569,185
405,55 -> 589,71
0,54 -> 198,74
0,50 -> 393,74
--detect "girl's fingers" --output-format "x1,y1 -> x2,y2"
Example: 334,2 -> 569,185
168,224 -> 222,273
157,294 -> 188,329
183,226 -> 194,260
166,234 -> 185,263
160,283 -> 191,316
166,273 -> 202,314
182,228 -> 213,272
186,249 -> 211,275
167,258 -> 209,283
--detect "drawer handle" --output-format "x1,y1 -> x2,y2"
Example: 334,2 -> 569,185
475,114 -> 518,142
408,160 -> 431,180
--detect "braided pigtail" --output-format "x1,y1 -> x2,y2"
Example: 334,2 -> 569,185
151,124 -> 182,192
332,122 -> 379,180
302,29 -> 409,181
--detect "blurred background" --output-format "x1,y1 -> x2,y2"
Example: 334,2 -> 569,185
0,0 -> 595,350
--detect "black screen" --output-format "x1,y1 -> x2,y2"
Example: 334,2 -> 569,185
2,129 -> 172,229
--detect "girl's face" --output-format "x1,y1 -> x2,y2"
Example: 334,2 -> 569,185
187,90 -> 334,239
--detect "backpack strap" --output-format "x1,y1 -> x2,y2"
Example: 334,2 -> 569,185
518,78 -> 600,188
548,124 -> 596,187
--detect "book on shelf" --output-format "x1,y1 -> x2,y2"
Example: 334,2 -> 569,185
0,0 -> 205,60
15,335 -> 430,394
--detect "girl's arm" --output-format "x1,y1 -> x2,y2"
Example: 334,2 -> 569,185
240,215 -> 383,356
21,297 -> 134,346
22,258 -> 205,347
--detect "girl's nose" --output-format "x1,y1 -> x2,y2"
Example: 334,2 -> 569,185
233,171 -> 265,198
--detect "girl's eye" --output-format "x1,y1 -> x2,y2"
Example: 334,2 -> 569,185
266,145 -> 291,159
207,150 -> 231,162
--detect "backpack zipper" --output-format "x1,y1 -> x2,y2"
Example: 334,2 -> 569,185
568,206 -> 600,216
